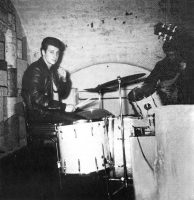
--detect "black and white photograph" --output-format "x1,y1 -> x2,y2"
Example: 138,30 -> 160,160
0,0 -> 194,199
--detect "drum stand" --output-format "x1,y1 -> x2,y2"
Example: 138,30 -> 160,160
98,91 -> 104,109
105,77 -> 133,200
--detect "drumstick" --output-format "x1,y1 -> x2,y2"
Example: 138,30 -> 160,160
75,98 -> 96,109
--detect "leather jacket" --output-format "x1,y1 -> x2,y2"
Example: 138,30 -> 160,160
21,57 -> 71,113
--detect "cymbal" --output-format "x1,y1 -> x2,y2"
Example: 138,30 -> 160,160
84,86 -> 117,93
84,73 -> 146,93
100,73 -> 146,88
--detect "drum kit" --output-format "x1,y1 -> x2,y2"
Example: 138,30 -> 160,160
54,72 -> 163,197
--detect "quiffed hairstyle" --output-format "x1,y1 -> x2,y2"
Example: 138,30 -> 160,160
41,37 -> 65,52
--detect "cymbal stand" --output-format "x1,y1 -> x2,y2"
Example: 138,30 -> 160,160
118,76 -> 128,188
98,90 -> 104,109
106,76 -> 131,199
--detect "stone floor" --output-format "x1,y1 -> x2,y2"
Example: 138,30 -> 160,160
0,143 -> 135,200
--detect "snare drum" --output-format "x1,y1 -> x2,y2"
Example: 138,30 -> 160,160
57,121 -> 109,174
107,116 -> 140,178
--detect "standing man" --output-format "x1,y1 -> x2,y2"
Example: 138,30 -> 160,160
22,37 -> 84,125
143,41 -> 187,105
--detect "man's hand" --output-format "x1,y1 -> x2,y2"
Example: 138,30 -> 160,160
65,104 -> 76,112
58,67 -> 67,82
179,61 -> 187,71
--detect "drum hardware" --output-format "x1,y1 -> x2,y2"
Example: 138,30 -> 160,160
132,115 -> 155,136
95,157 -> 99,172
102,142 -> 108,167
74,129 -> 77,138
134,126 -> 147,136
104,76 -> 132,199
85,73 -> 146,109
55,125 -> 63,189
78,159 -> 81,173
144,103 -> 152,114
84,73 -> 146,93
118,76 -> 129,186
146,114 -> 155,134
97,73 -> 146,89
84,87 -> 117,109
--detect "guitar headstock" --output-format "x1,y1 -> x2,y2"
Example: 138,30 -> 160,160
154,22 -> 178,41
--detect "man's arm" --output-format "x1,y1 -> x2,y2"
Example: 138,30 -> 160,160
29,66 -> 66,110
159,61 -> 187,88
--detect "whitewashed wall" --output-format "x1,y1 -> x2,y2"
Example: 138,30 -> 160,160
12,0 -> 168,74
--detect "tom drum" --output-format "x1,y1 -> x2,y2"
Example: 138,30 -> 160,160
128,84 -> 162,117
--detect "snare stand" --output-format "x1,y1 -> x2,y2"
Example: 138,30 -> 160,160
105,76 -> 133,200
55,124 -> 63,190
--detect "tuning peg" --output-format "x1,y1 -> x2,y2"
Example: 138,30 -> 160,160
172,26 -> 177,33
167,24 -> 172,30
163,34 -> 168,41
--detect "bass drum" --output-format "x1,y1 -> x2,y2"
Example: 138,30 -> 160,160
128,84 -> 162,117
57,120 -> 110,174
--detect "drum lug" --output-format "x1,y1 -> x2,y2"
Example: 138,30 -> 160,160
57,160 -> 61,169
78,159 -> 81,173
63,160 -> 67,174
74,129 -> 77,138
102,156 -> 106,167
95,157 -> 99,171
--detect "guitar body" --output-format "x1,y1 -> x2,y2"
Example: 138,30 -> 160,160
157,73 -> 180,105
158,83 -> 178,105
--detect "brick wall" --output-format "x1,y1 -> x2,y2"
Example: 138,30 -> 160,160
0,0 -> 27,154
12,0 -> 194,73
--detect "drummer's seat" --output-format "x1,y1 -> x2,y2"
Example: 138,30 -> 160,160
21,102 -> 58,145
26,121 -> 58,145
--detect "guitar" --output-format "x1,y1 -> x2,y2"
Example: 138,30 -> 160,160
154,22 -> 178,41
157,62 -> 187,104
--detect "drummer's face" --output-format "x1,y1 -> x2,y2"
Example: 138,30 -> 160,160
166,51 -> 176,61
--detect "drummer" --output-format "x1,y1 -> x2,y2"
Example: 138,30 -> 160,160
21,37 -> 86,125
143,41 -> 187,105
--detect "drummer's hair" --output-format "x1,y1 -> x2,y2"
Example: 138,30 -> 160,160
41,37 -> 66,53
162,41 -> 178,54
